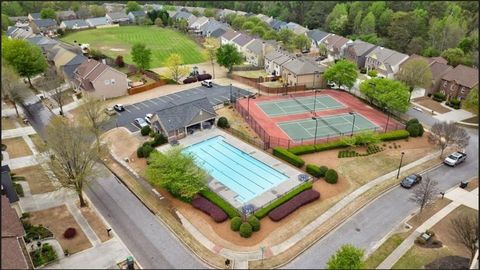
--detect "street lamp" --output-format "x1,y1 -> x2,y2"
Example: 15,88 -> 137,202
384,107 -> 390,133
229,83 -> 233,103
312,89 -> 319,115
312,117 -> 319,145
396,152 -> 405,179
260,246 -> 266,264
349,112 -> 356,137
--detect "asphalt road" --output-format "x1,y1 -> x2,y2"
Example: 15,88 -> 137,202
285,111 -> 478,269
104,84 -> 251,132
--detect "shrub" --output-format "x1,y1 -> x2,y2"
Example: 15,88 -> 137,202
426,229 -> 435,237
367,145 -> 383,154
230,216 -> 242,231
288,145 -> 316,155
217,117 -> 230,128
200,190 -> 240,218
149,130 -> 156,137
183,76 -> 198,84
137,146 -> 145,158
30,243 -> 57,267
433,92 -> 446,102
427,93 -> 432,97
360,68 -> 367,74
325,169 -> 338,184
14,182 -> 24,197
141,125 -> 151,136
377,130 -> 410,141
255,182 -> 312,219
151,133 -> 168,147
415,236 -> 427,245
272,147 -> 305,167
407,123 -> 423,137
268,189 -> 320,221
115,55 -> 125,67
406,118 -> 419,126
319,166 -> 328,177
288,140 -> 349,155
63,228 -> 77,239
367,70 -> 378,77
247,215 -> 261,232
239,222 -> 253,238
142,144 -> 154,158
191,196 -> 228,222
197,74 -> 212,81
306,164 -> 322,177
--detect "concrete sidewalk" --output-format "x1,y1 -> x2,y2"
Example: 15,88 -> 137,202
1,126 -> 36,139
377,186 -> 478,269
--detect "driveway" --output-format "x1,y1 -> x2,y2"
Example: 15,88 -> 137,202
105,84 -> 251,132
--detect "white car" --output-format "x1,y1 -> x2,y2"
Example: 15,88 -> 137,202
413,106 -> 423,112
145,113 -> 153,124
201,80 -> 213,88
134,118 -> 149,128
444,151 -> 467,167
114,104 -> 125,112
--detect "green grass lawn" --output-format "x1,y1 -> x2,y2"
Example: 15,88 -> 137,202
61,26 -> 207,68
364,232 -> 410,269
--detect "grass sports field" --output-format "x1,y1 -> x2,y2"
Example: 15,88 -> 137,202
61,26 -> 207,68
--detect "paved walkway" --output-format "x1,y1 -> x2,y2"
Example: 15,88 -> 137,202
433,108 -> 474,122
9,155 -> 39,170
1,126 -> 36,139
377,186 -> 478,269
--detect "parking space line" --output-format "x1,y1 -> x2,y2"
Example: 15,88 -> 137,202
140,102 -> 150,108
155,97 -> 166,103
131,123 -> 140,130
124,108 -> 132,113
213,97 -> 223,103
164,95 -> 174,101
131,104 -> 141,110
172,93 -> 182,98
147,99 -> 158,105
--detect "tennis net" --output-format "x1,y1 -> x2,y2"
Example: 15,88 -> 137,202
290,95 -> 312,112
316,116 -> 343,135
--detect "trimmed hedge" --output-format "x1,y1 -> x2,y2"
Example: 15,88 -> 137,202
217,117 -> 230,128
239,222 -> 253,238
63,228 -> 76,239
247,215 -> 261,232
306,164 -> 322,177
376,130 -> 410,141
268,189 -> 320,221
319,166 -> 328,177
407,123 -> 423,137
325,169 -> 338,184
151,133 -> 168,147
191,195 -> 228,223
230,216 -> 242,231
200,190 -> 240,218
254,182 -> 312,219
141,126 -> 151,136
273,147 -> 305,167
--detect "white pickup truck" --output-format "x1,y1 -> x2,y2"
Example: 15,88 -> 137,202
444,151 -> 467,167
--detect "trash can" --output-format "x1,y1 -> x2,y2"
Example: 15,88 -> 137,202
460,181 -> 468,189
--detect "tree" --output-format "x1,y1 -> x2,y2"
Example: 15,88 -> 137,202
40,8 -> 56,19
429,15 -> 467,53
318,43 -> 328,56
40,67 -> 66,116
79,94 -> 107,150
232,16 -> 246,30
406,37 -> 427,55
410,175 -> 438,213
126,1 -> 141,13
191,9 -> 200,17
44,116 -> 99,207
377,8 -> 393,36
1,13 -> 12,31
165,53 -> 189,84
441,48 -> 467,67
359,78 -> 410,113
277,28 -> 295,45
386,11 -> 414,52
263,30 -> 278,41
177,18 -> 188,32
395,58 -> 432,101
293,35 -> 311,51
251,26 -> 266,38
216,44 -> 243,73
203,38 -> 219,79
1,63 -> 25,117
323,60 -> 358,91
242,21 -> 255,31
458,37 -> 476,54
2,38 -> 48,88
88,4 -> 105,17
463,87 -> 478,114
204,8 -> 215,18
327,244 -> 364,269
131,43 -> 151,72
359,12 -> 375,35
304,1 -> 337,30
1,2 -> 24,16
115,55 -> 125,67
145,147 -> 207,202
154,17 -> 163,27
325,3 -> 348,34
430,122 -> 470,157
75,6 -> 91,19
450,213 -> 479,264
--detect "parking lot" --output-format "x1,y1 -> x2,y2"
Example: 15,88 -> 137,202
103,84 -> 252,132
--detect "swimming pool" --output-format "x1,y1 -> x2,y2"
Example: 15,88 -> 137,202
183,136 -> 289,203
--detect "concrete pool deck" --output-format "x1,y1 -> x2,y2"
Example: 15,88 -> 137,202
156,127 -> 307,210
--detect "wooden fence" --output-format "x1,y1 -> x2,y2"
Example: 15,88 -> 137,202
228,74 -> 306,94
128,80 -> 166,95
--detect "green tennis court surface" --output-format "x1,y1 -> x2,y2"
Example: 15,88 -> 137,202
278,113 -> 379,141
257,95 -> 345,117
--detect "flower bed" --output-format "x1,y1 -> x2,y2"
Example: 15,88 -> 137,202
268,189 -> 320,221
191,195 -> 228,223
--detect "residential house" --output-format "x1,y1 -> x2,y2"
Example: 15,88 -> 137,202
220,30 -> 241,46
321,34 -> 350,59
210,28 -> 228,39
6,26 -> 35,39
256,14 -> 272,24
217,9 -> 236,21
73,59 -> 128,99
173,11 -> 197,25
53,48 -> 78,74
183,6 -> 206,15
1,195 -> 32,270
9,16 -> 29,27
26,35 -> 59,53
245,39 -> 276,67
128,10 -> 146,24
167,10 -> 178,19
103,3 -> 127,13
86,17 -> 109,28
144,4 -> 163,11
56,10 -> 77,22
151,97 -> 216,141
61,54 -> 88,84
27,13 -> 41,21
30,19 -> 58,35
344,40 -> 377,69
106,12 -> 130,25
306,29 -> 330,52
269,18 -> 287,31
264,50 -> 294,76
281,57 -> 325,88
284,22 -> 309,35
200,19 -> 229,37
189,16 -> 209,34
231,33 -> 254,55
365,47 -> 409,79
1,165 -> 20,213
59,19 -> 90,30
438,65 -> 479,100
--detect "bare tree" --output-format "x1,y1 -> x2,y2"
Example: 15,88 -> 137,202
39,67 -> 67,115
1,63 -> 24,117
430,122 -> 470,157
79,94 -> 107,150
450,213 -> 479,263
410,175 -> 439,213
44,116 -> 99,207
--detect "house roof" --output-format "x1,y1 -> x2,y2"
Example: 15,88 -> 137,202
6,26 -> 18,36
348,40 -> 377,56
129,10 -> 146,17
441,65 -> 479,88
323,34 -> 349,50
190,16 -> 208,28
12,27 -> 35,39
306,29 -> 330,42
1,195 -> 28,270
1,165 -> 18,204
155,97 -> 216,133
366,47 -> 409,67
282,57 -> 325,75
10,16 -> 28,22
265,50 -> 292,62
29,13 -> 41,20
74,59 -> 109,90
1,195 -> 24,237
54,49 -> 77,68
62,54 -> 88,80
173,11 -> 193,20
246,39 -> 263,54
210,28 -> 227,38
56,10 -> 76,18
32,19 -> 57,28
86,17 -> 108,26
222,30 -> 240,41
270,19 -> 287,30
202,20 -> 229,34
232,33 -> 253,47
106,12 -> 129,20
430,62 -> 453,82
61,19 -> 89,29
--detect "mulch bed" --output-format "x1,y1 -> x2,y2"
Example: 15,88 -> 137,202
425,256 -> 470,269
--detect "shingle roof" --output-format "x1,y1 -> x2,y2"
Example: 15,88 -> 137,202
1,165 -> 18,204
430,62 -> 453,82
323,34 -> 349,50
32,19 -> 57,28
107,12 -> 129,20
56,10 -> 76,18
232,33 -> 253,47
6,26 -> 18,36
306,29 -> 330,42
1,195 -> 24,237
282,57 -> 325,75
246,39 -> 263,54
29,13 -> 41,20
61,19 -> 89,29
1,195 -> 28,270
173,11 -> 193,20
348,40 -> 377,56
62,54 -> 88,80
190,16 -> 208,28
129,10 -> 146,17
442,65 -> 479,88
74,59 -> 109,91
86,17 -> 108,27
210,28 -> 227,38
367,47 -> 409,67
222,30 -> 240,41
270,19 -> 287,30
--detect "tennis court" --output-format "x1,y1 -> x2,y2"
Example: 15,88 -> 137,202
277,113 -> 379,141
257,95 -> 345,117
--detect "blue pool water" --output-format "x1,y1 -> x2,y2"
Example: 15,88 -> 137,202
183,136 -> 288,202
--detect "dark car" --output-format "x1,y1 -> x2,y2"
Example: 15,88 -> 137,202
400,174 -> 422,188
113,104 -> 125,112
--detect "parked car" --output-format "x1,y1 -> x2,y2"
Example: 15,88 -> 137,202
114,104 -> 125,112
104,107 -> 116,116
201,79 -> 213,88
145,113 -> 153,124
134,118 -> 149,128
400,174 -> 422,188
444,151 -> 467,167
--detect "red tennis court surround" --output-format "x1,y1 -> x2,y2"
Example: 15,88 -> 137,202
235,89 -> 404,148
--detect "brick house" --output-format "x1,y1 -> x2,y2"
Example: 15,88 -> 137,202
438,65 -> 479,100
281,57 -> 325,88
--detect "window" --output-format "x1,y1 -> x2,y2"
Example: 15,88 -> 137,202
450,84 -> 456,91
443,81 -> 448,87
460,87 -> 466,94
